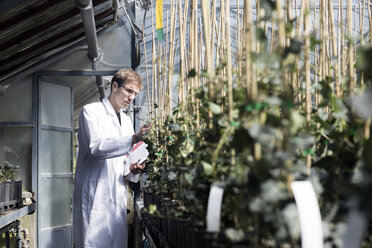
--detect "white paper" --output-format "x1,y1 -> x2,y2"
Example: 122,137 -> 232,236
127,142 -> 149,164
207,185 -> 224,232
291,181 -> 323,248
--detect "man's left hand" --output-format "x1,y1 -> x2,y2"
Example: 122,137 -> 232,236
130,161 -> 146,175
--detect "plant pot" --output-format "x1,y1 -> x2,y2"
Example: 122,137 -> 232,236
0,180 -> 23,212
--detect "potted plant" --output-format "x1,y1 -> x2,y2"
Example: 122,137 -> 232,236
0,161 -> 22,212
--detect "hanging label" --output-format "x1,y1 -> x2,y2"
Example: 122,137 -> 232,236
291,181 -> 323,248
207,184 -> 224,232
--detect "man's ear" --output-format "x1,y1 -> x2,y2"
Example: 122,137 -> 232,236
112,81 -> 119,91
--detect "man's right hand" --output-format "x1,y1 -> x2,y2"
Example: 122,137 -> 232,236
131,123 -> 152,145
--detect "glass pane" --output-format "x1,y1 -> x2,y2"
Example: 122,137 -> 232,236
40,228 -> 72,248
39,177 -> 72,229
0,127 -> 32,190
0,79 -> 32,122
40,130 -> 71,175
41,81 -> 71,128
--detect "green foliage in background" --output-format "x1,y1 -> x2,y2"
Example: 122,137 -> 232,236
0,161 -> 17,183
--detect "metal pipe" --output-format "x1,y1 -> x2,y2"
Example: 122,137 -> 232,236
95,75 -> 106,100
75,0 -> 105,100
16,220 -> 22,248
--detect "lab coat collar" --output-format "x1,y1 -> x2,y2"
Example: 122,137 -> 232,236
102,97 -> 119,118
102,97 -> 124,130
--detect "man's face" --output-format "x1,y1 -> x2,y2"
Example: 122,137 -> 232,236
110,81 -> 140,112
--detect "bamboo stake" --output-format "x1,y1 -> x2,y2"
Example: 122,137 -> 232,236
244,0 -> 255,99
201,0 -> 213,77
340,0 -> 346,97
320,0 -> 326,84
313,0 -> 318,108
216,10 -> 222,70
210,0 -> 217,98
167,2 -> 176,115
328,0 -> 340,97
337,0 -> 342,97
142,31 -> 152,120
276,0 -> 286,48
150,0 -> 157,129
304,0 -> 312,174
270,16 -> 275,52
178,0 -> 186,107
347,0 -> 355,94
225,0 -> 236,166
159,43 -> 164,122
236,0 -> 242,79
189,0 -> 198,119
164,10 -> 169,118
365,118 -> 371,140
360,0 -> 366,85
226,0 -> 233,122
296,0 -> 306,104
256,0 -> 262,52
368,1 -> 372,45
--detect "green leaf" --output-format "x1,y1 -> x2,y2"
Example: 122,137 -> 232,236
200,69 -> 209,78
168,171 -> 177,181
230,121 -> 239,127
261,180 -> 287,202
188,68 -> 197,78
289,110 -> 305,134
225,228 -> 245,242
283,203 -> 301,239
201,161 -> 213,175
333,100 -> 348,121
303,148 -> 314,156
149,204 -> 157,214
245,104 -> 253,112
208,101 -> 222,114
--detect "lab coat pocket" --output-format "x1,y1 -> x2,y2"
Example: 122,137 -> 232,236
82,179 -> 109,211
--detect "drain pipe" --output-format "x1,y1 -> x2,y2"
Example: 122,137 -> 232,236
75,0 -> 106,100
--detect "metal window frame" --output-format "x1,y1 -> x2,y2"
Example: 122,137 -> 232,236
0,82 -> 36,231
35,73 -> 74,248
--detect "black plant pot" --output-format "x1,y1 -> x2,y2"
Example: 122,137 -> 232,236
185,222 -> 207,248
205,231 -> 252,248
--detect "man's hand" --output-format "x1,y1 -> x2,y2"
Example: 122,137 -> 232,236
129,161 -> 146,175
131,123 -> 152,145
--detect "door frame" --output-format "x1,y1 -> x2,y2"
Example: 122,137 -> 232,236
32,70 -> 118,248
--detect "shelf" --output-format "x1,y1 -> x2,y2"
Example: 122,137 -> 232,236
0,203 -> 36,228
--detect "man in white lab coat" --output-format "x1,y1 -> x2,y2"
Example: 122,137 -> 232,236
73,68 -> 151,248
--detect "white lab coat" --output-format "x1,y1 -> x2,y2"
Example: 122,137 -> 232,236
73,97 -> 139,248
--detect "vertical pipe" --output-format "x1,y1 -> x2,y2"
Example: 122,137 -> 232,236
6,231 -> 10,248
16,220 -> 22,248
75,0 -> 105,100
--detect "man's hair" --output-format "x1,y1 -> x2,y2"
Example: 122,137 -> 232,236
111,68 -> 142,91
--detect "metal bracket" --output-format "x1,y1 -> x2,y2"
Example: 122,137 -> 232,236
122,105 -> 142,114
119,0 -> 143,40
